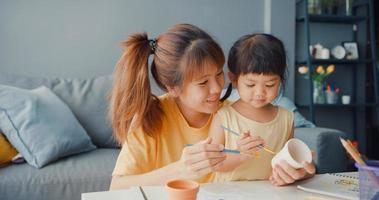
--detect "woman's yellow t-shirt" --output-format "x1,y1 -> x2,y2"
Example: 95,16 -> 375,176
112,94 -> 221,183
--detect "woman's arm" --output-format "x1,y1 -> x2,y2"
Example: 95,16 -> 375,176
209,114 -> 239,171
109,137 -> 226,190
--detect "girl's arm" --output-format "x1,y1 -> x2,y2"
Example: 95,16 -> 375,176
208,114 -> 249,172
109,137 -> 226,190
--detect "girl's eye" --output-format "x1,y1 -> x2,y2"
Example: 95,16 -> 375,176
217,71 -> 224,76
266,84 -> 275,88
246,84 -> 255,87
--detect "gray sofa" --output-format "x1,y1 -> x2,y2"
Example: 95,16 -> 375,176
0,73 -> 348,200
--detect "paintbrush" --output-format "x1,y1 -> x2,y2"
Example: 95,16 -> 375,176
185,144 -> 240,154
221,125 -> 276,155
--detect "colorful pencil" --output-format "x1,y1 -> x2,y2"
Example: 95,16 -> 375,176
339,138 -> 365,165
340,137 -> 379,186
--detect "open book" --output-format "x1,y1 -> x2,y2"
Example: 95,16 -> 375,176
297,172 -> 359,200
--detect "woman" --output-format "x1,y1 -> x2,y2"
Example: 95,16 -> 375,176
108,24 -> 315,189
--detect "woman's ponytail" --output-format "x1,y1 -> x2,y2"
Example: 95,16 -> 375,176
109,32 -> 163,144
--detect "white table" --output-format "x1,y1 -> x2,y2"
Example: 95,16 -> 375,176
82,176 -> 345,200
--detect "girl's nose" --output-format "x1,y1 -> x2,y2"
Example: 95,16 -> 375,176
254,86 -> 266,96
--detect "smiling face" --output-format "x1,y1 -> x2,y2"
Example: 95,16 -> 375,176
233,73 -> 281,108
174,64 -> 225,115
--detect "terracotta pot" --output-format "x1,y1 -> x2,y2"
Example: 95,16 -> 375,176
166,179 -> 199,200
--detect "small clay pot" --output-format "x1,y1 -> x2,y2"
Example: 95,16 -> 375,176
166,179 -> 199,200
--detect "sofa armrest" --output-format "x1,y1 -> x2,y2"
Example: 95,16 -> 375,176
294,127 -> 348,174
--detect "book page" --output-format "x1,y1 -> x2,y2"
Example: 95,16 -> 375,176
297,172 -> 359,200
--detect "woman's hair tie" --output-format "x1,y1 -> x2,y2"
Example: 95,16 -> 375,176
149,38 -> 157,54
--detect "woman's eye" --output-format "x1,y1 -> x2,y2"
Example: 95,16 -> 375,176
199,80 -> 208,85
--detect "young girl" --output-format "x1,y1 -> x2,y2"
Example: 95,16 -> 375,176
108,24 -> 228,189
209,33 -> 314,184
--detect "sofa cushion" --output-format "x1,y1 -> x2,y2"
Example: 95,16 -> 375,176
0,73 -> 117,148
0,148 -> 120,200
294,127 -> 348,173
0,133 -> 17,167
51,75 -> 117,148
0,85 -> 96,168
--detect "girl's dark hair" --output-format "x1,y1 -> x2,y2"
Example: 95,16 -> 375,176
221,33 -> 287,100
109,24 -> 225,143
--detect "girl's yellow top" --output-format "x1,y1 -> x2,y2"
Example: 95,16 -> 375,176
214,105 -> 294,182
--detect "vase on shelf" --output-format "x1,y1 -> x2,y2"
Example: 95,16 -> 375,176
313,81 -> 325,104
308,0 -> 322,14
345,0 -> 353,16
321,0 -> 338,15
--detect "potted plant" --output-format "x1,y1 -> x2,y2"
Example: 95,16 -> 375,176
298,64 -> 335,104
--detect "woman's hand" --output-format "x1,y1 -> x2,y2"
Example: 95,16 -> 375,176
269,160 -> 316,186
178,137 -> 226,180
236,131 -> 265,158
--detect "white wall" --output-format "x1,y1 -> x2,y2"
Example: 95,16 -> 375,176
0,0 -> 295,98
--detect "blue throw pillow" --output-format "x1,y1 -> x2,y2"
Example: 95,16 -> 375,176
0,85 -> 96,168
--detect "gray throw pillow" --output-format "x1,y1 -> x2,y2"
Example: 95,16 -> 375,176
0,73 -> 117,148
0,85 -> 96,168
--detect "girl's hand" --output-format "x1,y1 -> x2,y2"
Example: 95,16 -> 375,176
178,137 -> 226,180
236,131 -> 265,157
269,160 -> 316,186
